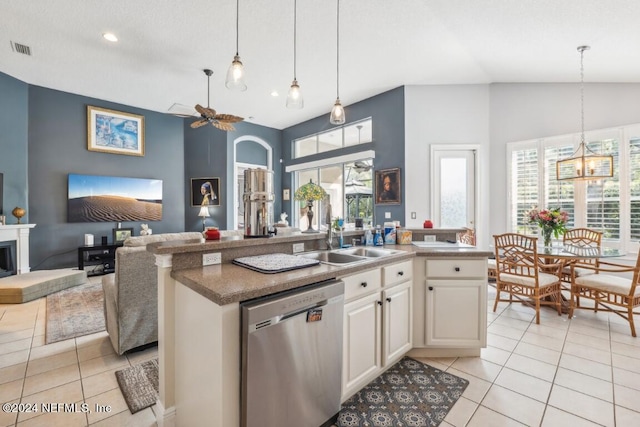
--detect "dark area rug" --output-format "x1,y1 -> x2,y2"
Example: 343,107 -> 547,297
115,358 -> 159,414
45,281 -> 105,344
336,357 -> 469,427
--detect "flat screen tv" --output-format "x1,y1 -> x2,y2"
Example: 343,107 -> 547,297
68,174 -> 162,222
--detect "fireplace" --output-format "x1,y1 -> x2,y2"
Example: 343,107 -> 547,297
0,240 -> 16,278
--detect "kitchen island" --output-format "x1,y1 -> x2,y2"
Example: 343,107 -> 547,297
147,231 -> 491,427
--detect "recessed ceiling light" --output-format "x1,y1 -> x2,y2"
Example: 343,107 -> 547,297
102,33 -> 118,42
270,90 -> 279,97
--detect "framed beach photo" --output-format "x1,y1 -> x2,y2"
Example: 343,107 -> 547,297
375,168 -> 401,205
112,227 -> 133,243
191,177 -> 221,207
87,106 -> 145,156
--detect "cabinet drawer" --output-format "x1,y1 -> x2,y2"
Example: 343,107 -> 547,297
382,260 -> 413,286
342,269 -> 381,301
425,259 -> 486,279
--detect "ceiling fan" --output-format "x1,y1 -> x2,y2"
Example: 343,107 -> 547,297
191,69 -> 243,131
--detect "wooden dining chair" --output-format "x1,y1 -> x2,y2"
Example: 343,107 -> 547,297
562,228 -> 603,284
493,233 -> 563,324
569,251 -> 640,337
457,228 -> 476,246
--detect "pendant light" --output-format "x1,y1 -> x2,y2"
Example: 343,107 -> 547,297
286,0 -> 303,108
225,0 -> 247,91
556,46 -> 613,181
329,0 -> 345,125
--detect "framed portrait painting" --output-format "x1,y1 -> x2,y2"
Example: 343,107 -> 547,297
375,168 -> 401,205
191,177 -> 221,207
87,106 -> 145,156
112,227 -> 133,243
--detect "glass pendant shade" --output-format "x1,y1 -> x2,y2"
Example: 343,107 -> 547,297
330,98 -> 345,125
286,80 -> 303,109
225,55 -> 247,91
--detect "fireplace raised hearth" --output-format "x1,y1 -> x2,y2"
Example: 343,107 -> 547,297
0,241 -> 16,278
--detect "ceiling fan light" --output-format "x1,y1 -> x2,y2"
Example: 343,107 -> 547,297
225,55 -> 247,91
286,80 -> 303,109
330,98 -> 345,125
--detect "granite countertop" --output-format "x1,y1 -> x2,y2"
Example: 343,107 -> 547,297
170,244 -> 492,305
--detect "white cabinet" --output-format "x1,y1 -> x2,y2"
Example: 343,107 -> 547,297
341,260 -> 413,401
411,257 -> 487,357
343,292 -> 381,398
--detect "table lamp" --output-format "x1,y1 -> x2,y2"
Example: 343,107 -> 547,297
198,206 -> 210,231
294,179 -> 327,233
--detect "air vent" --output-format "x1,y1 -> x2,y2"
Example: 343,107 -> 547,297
11,41 -> 31,56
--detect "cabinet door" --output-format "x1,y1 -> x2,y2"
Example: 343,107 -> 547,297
382,280 -> 412,366
342,292 -> 382,401
425,279 -> 487,347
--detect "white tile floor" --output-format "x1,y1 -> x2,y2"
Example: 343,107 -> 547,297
1,279 -> 639,426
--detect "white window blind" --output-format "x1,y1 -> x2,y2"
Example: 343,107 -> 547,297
544,145 -> 576,229
630,138 -> 640,241
586,139 -> 620,239
510,147 -> 538,233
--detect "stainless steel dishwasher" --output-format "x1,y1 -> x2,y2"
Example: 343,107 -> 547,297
241,279 -> 345,427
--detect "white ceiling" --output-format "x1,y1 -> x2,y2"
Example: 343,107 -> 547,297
3,0 -> 640,130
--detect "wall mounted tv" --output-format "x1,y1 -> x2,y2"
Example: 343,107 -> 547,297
68,174 -> 162,222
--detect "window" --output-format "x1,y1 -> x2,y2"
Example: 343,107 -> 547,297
507,125 -> 640,253
288,154 -> 374,230
293,118 -> 372,159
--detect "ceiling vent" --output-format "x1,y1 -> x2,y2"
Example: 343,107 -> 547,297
11,41 -> 32,56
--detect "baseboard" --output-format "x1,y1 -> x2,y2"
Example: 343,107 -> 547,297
408,347 -> 481,358
155,400 -> 176,427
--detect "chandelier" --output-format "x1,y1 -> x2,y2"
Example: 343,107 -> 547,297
556,46 -> 613,181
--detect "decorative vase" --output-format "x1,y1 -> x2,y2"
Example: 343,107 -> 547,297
423,220 -> 433,229
541,226 -> 553,247
12,207 -> 25,224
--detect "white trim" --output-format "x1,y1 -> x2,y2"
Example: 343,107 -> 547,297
430,144 -> 482,245
155,400 -> 176,427
285,150 -> 376,173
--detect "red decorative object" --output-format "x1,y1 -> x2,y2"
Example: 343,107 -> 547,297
205,228 -> 220,240
423,220 -> 433,229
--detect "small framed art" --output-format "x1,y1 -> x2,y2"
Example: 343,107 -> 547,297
87,106 -> 145,156
375,168 -> 401,205
191,177 -> 221,207
112,227 -> 133,243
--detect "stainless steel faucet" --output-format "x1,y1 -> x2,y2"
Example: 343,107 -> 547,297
326,227 -> 334,250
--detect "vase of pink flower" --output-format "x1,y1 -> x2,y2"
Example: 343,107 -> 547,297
525,207 -> 569,247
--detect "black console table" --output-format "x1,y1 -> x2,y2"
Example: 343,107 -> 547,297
78,243 -> 123,276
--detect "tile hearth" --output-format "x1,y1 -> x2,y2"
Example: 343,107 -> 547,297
1,277 -> 639,426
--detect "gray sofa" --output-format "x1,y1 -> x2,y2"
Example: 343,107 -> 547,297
102,232 -> 204,354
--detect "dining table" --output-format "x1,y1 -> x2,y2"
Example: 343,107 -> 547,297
535,243 -> 625,313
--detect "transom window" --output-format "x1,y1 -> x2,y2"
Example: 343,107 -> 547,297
293,118 -> 372,159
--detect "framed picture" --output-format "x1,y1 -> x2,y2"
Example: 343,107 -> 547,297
375,168 -> 401,205
191,177 -> 221,207
87,106 -> 145,156
112,227 -> 133,243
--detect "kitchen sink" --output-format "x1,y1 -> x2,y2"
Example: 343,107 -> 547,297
298,251 -> 368,266
298,247 -> 402,266
337,247 -> 402,258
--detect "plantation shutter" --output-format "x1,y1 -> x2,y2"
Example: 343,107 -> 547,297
544,145 -> 575,229
586,139 -> 620,239
630,138 -> 640,241
511,147 -> 538,233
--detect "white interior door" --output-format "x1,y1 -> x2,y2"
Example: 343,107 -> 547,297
432,148 -> 477,229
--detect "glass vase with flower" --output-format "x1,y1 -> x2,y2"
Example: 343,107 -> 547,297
525,207 -> 569,247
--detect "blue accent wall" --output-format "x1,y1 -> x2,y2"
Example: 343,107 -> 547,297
27,85 -> 186,269
282,87 -> 405,225
0,72 -> 28,217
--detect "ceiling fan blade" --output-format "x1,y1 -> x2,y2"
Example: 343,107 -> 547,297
190,119 -> 209,129
211,121 -> 236,131
202,107 -> 217,118
194,104 -> 207,115
214,114 -> 244,123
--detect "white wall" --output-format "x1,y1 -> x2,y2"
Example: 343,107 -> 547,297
404,84 -> 490,247
489,83 -> 640,243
